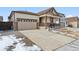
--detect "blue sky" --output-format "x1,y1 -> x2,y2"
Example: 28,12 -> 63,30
0,7 -> 79,21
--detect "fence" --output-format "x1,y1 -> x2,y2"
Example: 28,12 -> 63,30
0,22 -> 13,31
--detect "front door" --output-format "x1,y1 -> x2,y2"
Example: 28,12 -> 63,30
50,18 -> 53,23
39,17 -> 44,26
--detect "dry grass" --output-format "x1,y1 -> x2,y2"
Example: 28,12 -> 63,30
58,28 -> 79,38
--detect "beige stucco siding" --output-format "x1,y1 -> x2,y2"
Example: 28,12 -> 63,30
13,22 -> 18,31
11,13 -> 39,30
47,17 -> 50,23
15,13 -> 39,22
9,14 -> 15,22
53,18 -> 59,24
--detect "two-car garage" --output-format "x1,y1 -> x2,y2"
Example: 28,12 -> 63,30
8,11 -> 39,31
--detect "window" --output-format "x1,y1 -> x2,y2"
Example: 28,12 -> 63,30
17,19 -> 20,22
35,20 -> 37,22
17,18 -> 37,22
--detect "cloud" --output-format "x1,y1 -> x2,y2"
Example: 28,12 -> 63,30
66,15 -> 74,18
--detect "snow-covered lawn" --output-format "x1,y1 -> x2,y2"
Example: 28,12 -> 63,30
0,34 -> 41,51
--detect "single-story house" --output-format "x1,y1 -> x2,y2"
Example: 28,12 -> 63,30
8,11 -> 39,30
66,17 -> 79,28
8,7 -> 65,31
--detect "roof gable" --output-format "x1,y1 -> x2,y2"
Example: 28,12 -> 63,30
37,7 -> 58,16
47,7 -> 58,16
38,7 -> 65,17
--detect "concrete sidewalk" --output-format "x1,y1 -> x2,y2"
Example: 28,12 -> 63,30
19,29 -> 76,51
56,39 -> 79,51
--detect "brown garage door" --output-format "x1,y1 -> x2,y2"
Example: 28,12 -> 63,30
16,18 -> 38,30
17,22 -> 37,30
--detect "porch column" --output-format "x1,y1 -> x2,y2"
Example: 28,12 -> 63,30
59,18 -> 61,28
45,16 -> 47,29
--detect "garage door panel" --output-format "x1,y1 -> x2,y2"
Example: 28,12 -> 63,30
18,22 -> 37,30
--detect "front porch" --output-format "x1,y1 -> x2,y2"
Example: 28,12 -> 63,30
38,14 -> 65,29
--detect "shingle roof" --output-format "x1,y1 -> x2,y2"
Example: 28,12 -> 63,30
37,7 -> 65,17
66,17 -> 78,22
8,7 -> 65,19
57,13 -> 65,17
37,7 -> 56,15
13,11 -> 39,15
66,17 -> 78,19
8,11 -> 39,19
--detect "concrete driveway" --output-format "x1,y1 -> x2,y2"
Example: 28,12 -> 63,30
19,29 -> 76,51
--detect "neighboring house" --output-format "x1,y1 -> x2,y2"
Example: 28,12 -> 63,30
66,17 -> 79,28
8,7 -> 65,31
0,16 -> 3,22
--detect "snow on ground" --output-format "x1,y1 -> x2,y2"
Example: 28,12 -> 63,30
0,34 -> 41,51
